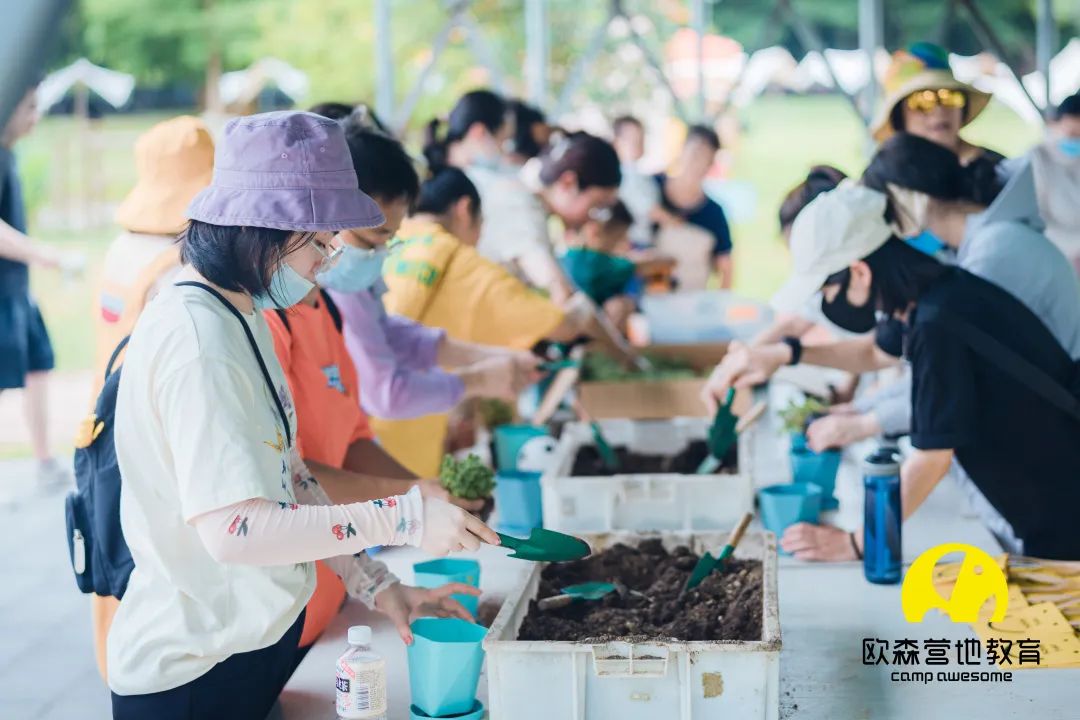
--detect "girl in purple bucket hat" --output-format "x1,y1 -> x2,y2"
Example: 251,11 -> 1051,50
108,111 -> 499,720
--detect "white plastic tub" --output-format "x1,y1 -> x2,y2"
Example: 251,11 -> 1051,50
541,418 -> 754,533
483,531 -> 781,720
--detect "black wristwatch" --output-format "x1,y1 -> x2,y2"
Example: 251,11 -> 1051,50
780,335 -> 802,366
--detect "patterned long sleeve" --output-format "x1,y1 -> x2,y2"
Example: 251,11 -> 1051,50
190,451 -> 419,607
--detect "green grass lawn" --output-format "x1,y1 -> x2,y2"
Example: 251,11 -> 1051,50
21,96 -> 1043,373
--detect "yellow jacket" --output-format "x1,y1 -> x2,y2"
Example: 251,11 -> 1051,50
371,218 -> 564,476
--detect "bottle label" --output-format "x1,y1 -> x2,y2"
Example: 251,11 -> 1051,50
335,659 -> 387,719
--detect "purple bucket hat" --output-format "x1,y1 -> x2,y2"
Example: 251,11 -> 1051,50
186,111 -> 384,232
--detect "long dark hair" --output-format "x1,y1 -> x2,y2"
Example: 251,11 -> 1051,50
180,221 -> 310,301
414,167 -> 482,220
538,131 -> 620,190
862,132 -> 1002,215
778,165 -> 847,231
422,90 -> 508,172
507,99 -> 547,159
861,237 -> 950,316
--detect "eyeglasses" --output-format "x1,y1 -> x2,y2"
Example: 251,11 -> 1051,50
309,238 -> 345,270
905,88 -> 967,114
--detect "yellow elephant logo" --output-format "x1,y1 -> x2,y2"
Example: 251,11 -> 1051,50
901,543 -> 1008,623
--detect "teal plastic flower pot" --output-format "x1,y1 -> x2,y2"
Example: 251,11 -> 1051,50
790,432 -> 807,452
408,618 -> 487,717
413,558 -> 481,618
493,470 -> 543,536
758,483 -> 823,555
410,700 -> 485,720
492,424 -> 548,471
790,446 -> 841,510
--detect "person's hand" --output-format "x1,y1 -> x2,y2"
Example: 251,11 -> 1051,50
420,496 -> 501,556
700,340 -> 789,414
780,522 -> 859,561
509,351 -> 543,392
806,413 -> 880,452
374,582 -> 479,644
416,478 -> 485,512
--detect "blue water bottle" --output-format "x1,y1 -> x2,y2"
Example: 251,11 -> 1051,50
862,444 -> 902,584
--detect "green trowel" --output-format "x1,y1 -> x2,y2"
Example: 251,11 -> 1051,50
537,581 -> 617,611
696,394 -> 768,475
682,512 -> 754,595
495,528 -> 591,562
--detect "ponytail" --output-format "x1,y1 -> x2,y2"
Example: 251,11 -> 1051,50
422,89 -> 508,173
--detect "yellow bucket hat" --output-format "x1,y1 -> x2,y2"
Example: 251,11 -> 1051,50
114,115 -> 214,235
870,42 -> 991,143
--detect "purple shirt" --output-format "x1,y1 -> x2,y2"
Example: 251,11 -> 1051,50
329,281 -> 464,418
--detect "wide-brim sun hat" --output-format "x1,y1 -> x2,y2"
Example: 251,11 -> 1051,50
115,115 -> 214,235
771,181 -> 894,314
186,110 -> 384,232
870,42 -> 991,144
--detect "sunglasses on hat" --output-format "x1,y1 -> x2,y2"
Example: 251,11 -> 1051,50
905,88 -> 967,114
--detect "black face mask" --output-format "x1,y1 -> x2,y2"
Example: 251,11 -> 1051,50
875,317 -> 907,358
821,273 -> 876,333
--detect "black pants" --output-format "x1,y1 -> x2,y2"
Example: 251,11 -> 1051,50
111,610 -> 305,720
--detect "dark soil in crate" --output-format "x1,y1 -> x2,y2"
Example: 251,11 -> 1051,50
517,539 -> 763,642
570,439 -> 737,475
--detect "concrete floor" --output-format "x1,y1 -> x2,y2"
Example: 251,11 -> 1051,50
0,458 -> 112,719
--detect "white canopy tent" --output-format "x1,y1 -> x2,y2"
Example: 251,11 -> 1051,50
36,58 -> 135,113
218,57 -> 309,109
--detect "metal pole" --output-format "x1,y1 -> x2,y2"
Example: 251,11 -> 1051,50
394,10 -> 462,134
858,0 -> 883,124
555,14 -> 612,118
525,0 -> 549,111
781,0 -> 866,124
957,0 -> 1043,118
691,0 -> 706,121
374,0 -> 395,123
1036,0 -> 1056,114
459,14 -> 507,93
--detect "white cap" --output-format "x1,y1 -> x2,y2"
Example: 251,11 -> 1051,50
348,625 -> 372,645
771,181 -> 894,314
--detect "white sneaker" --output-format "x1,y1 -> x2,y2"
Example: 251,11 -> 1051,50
36,459 -> 73,491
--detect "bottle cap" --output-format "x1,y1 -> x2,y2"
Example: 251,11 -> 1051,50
348,625 -> 372,645
862,447 -> 901,476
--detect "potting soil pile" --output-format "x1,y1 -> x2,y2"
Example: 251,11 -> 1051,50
518,539 -> 762,642
571,439 -> 737,475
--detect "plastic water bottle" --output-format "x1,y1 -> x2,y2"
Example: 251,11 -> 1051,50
335,626 -> 387,720
862,445 -> 902,585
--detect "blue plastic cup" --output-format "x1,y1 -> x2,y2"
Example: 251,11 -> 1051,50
408,618 -> 487,717
413,558 -> 481,618
790,446 -> 842,510
494,470 -> 543,536
492,424 -> 549,471
758,483 -> 823,555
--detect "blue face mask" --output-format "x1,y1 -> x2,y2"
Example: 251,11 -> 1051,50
904,230 -> 947,257
1057,138 -> 1080,158
252,263 -> 315,310
315,244 -> 388,293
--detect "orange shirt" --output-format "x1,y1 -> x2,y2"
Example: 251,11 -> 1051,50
265,297 -> 373,469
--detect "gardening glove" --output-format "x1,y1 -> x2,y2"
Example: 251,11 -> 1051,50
419,496 -> 501,557
375,582 -> 479,645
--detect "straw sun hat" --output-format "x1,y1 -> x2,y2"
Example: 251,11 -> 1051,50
114,115 -> 215,236
870,42 -> 991,143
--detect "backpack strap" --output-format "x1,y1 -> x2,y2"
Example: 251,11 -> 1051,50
273,308 -> 291,332
922,305 -> 1080,424
174,281 -> 292,447
320,288 -> 342,333
104,336 -> 130,381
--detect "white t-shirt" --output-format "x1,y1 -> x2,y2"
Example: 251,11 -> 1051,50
108,283 -> 315,696
619,164 -> 660,248
467,163 -> 551,265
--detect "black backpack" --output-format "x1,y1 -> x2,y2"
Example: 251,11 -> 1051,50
65,337 -> 134,598
64,281 -> 293,599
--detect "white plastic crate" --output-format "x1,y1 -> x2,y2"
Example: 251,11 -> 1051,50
483,531 -> 781,720
541,418 -> 754,533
